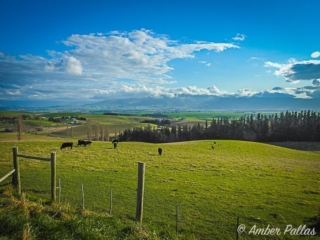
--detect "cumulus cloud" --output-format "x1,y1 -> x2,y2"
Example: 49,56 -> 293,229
0,29 -> 240,101
232,33 -> 246,41
63,57 -> 83,75
90,83 -> 319,100
105,84 -> 230,99
52,84 -> 231,100
44,57 -> 83,75
236,89 -> 258,97
265,59 -> 320,82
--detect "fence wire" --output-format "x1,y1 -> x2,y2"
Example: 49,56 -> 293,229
2,152 -> 317,239
19,159 -> 52,198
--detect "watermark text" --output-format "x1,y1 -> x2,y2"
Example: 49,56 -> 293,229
237,224 -> 317,236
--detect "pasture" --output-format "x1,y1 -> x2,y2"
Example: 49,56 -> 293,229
0,110 -> 259,141
0,139 -> 319,239
165,111 -> 247,120
0,110 -> 157,140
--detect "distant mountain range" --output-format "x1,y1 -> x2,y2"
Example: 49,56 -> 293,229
1,94 -> 319,112
92,95 -> 319,112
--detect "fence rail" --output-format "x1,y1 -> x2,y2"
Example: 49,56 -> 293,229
11,147 -> 56,201
0,169 -> 15,183
16,154 -> 51,162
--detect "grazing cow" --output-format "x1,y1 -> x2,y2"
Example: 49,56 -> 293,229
78,140 -> 92,147
211,146 -> 214,149
158,148 -> 163,156
113,142 -> 118,149
60,142 -> 73,150
112,139 -> 119,144
78,140 -> 86,146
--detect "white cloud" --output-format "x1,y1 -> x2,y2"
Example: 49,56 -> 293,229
7,90 -> 21,96
265,59 -> 320,82
232,33 -> 246,41
199,61 -> 211,67
81,84 -> 230,100
264,61 -> 283,68
61,30 -> 238,81
311,51 -> 320,58
0,29 -> 240,101
236,89 -> 258,97
64,57 -> 83,75
249,56 -> 263,62
113,84 -> 231,98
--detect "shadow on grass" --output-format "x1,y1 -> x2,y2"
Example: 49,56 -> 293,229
267,142 -> 320,152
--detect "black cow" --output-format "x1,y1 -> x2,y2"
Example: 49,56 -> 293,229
112,139 -> 119,144
113,142 -> 118,149
158,148 -> 163,156
60,142 -> 73,150
78,140 -> 92,146
78,140 -> 86,146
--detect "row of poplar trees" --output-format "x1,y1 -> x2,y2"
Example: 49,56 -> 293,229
118,110 -> 320,143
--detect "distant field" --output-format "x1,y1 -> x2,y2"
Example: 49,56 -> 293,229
165,111 -> 249,120
1,140 -> 319,239
4,110 -> 248,139
0,110 -> 33,117
0,111 -> 157,140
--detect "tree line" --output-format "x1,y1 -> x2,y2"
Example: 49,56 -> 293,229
118,110 -> 320,143
140,119 -> 171,125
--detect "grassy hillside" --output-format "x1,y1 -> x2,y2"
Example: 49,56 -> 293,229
0,140 -> 319,239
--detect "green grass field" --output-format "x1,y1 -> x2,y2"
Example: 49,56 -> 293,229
1,139 -> 319,239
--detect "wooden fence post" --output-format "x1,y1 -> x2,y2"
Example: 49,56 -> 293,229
82,183 -> 85,210
12,147 -> 21,194
58,178 -> 61,203
51,152 -> 56,201
176,205 -> 179,234
236,216 -> 239,240
136,162 -> 145,223
110,189 -> 113,215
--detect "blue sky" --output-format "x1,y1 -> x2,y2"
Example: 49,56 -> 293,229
1,0 -> 320,105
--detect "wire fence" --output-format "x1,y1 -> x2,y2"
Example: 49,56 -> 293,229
1,159 -> 319,239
